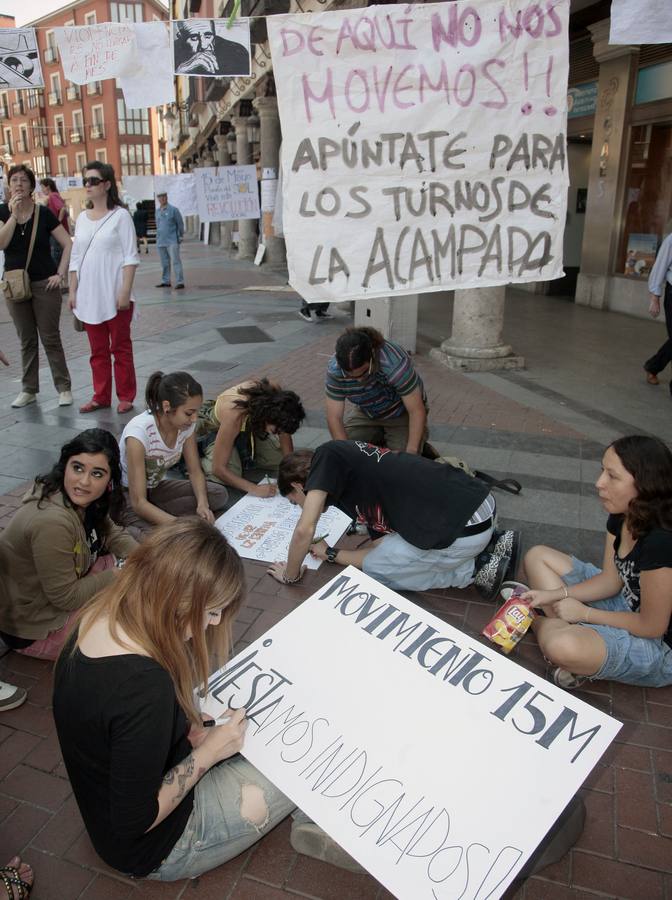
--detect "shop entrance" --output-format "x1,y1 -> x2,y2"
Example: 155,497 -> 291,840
549,134 -> 592,297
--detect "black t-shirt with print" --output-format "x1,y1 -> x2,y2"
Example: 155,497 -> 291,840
305,440 -> 489,550
607,513 -> 672,647
0,203 -> 60,280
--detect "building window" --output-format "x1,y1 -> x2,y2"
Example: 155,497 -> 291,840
57,154 -> 68,175
116,98 -> 149,136
54,115 -> 66,146
85,11 -> 97,24
620,123 -> 672,279
75,151 -> 86,171
110,2 -> 144,22
33,155 -> 49,177
120,142 -> 151,174
95,148 -> 107,163
3,127 -> 12,154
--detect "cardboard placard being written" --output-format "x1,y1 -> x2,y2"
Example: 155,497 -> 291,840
202,567 -> 621,899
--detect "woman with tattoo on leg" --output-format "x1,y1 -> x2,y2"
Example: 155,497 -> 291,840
52,518 -> 361,881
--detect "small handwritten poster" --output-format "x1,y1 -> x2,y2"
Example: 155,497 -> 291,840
55,22 -> 136,85
194,165 -> 260,223
215,492 -> 351,569
202,567 -> 621,899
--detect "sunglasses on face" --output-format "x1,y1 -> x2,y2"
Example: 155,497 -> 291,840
83,176 -> 104,187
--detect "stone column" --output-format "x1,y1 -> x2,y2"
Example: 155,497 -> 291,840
575,20 -> 639,309
214,133 -> 233,254
254,96 -> 286,269
430,286 -> 524,372
232,115 -> 257,260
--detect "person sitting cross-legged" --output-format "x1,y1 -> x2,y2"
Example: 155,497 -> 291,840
267,440 -> 519,598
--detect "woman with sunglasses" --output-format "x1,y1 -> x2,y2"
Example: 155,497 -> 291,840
325,326 -> 429,454
0,163 -> 72,410
199,378 -> 305,503
69,161 -> 139,415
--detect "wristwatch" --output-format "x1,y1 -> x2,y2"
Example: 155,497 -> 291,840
325,546 -> 338,564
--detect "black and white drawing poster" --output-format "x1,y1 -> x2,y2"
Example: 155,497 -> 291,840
0,28 -> 44,89
172,18 -> 251,77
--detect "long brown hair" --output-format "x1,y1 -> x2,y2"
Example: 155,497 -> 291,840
609,435 -> 672,538
74,518 -> 245,723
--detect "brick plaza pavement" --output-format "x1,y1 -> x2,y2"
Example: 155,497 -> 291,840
1,240 -> 671,899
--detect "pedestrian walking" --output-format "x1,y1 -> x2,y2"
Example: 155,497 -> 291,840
644,232 -> 672,393
0,164 -> 72,409
155,192 -> 185,289
69,161 -> 139,415
132,202 -> 149,254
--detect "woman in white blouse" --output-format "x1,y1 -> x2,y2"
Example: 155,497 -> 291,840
69,162 -> 139,414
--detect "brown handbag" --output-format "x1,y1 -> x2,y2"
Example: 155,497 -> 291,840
1,206 -> 40,302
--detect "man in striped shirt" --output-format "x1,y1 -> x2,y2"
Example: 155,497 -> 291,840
325,327 -> 428,453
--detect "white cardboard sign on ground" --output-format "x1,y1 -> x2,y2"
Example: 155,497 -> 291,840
268,0 -> 570,302
215,493 -> 351,569
202,567 -> 621,899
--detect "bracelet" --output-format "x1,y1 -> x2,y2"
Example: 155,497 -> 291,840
282,571 -> 302,584
562,585 -> 568,600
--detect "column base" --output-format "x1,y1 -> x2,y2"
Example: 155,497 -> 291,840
237,238 -> 257,261
430,343 -> 525,372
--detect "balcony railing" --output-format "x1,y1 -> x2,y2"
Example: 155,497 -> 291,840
66,85 -> 81,101
70,131 -> 83,143
52,132 -> 66,146
12,102 -> 24,116
90,125 -> 105,140
47,92 -> 62,107
44,46 -> 58,64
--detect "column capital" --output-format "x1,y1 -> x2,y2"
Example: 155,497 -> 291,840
253,96 -> 278,117
589,19 -> 638,64
214,134 -> 228,149
231,115 -> 249,134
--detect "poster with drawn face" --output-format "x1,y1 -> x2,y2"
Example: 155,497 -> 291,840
0,28 -> 43,89
172,18 -> 251,77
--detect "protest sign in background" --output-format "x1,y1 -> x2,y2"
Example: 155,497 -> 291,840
215,491 -> 351,569
194,165 -> 260,223
55,22 -> 136,85
0,28 -> 43,89
202,567 -> 620,899
268,0 -> 570,302
153,173 -> 198,217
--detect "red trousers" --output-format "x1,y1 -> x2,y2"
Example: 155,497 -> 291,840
84,306 -> 136,405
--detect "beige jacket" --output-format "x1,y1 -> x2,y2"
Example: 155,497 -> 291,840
0,484 -> 137,640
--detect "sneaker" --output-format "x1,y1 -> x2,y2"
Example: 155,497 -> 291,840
58,390 -> 73,407
0,680 -> 27,711
290,821 -> 366,873
175,283 -> 185,290
298,308 -> 314,323
552,667 -> 587,690
11,391 -> 36,408
315,309 -> 332,319
500,579 -> 530,601
155,283 -> 171,288
473,530 -> 516,601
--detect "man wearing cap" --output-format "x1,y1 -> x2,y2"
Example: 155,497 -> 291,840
155,192 -> 185,290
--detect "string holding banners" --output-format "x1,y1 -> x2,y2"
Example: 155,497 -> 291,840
55,22 -> 136,85
0,28 -> 43,89
267,0 -> 571,303
172,18 -> 252,78
194,165 -> 260,223
214,490 -> 351,569
201,567 -> 621,900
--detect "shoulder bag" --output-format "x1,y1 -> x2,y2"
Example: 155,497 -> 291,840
1,206 -> 40,302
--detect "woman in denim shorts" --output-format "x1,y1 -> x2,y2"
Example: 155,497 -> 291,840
521,435 -> 672,689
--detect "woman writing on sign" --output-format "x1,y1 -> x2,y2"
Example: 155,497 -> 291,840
118,370 -> 229,539
522,435 -> 672,689
53,518 -> 363,880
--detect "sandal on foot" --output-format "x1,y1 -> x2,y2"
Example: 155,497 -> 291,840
0,858 -> 33,899
79,400 -> 111,414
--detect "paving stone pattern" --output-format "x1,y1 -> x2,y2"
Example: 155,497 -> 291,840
1,241 -> 671,899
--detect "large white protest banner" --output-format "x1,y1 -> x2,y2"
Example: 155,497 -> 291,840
194,165 -> 260,223
202,567 -> 620,899
153,173 -> 198,217
215,492 -> 351,569
268,0 -> 570,302
120,21 -> 174,109
610,0 -> 671,44
122,175 -> 156,204
0,28 -> 43,89
55,22 -> 136,85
